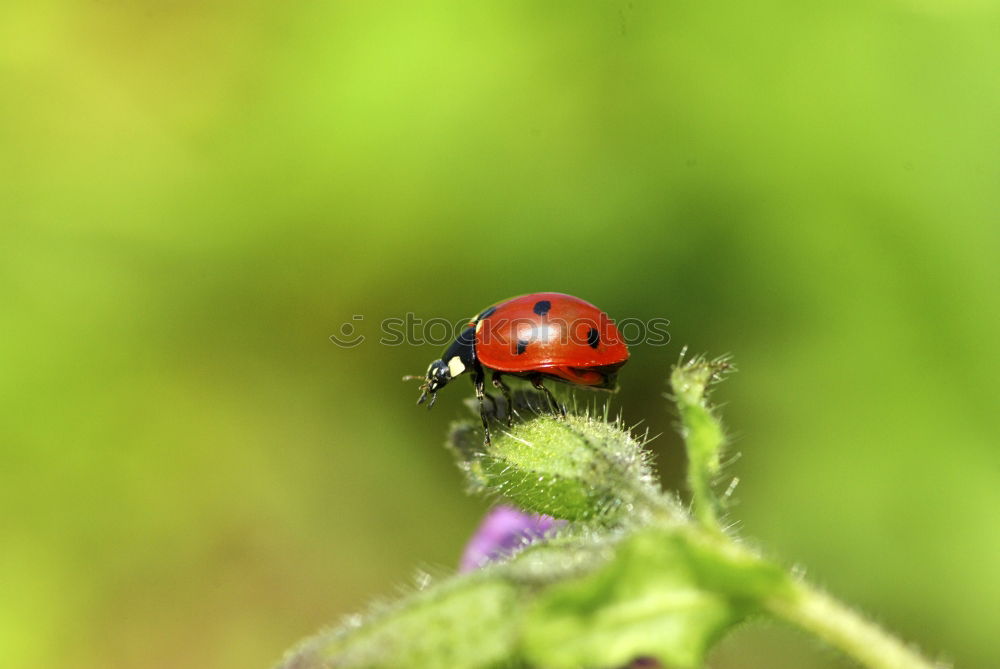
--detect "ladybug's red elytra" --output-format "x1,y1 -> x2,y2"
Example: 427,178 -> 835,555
413,292 -> 629,444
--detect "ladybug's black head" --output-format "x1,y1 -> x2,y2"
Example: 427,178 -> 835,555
410,326 -> 475,408
417,359 -> 452,408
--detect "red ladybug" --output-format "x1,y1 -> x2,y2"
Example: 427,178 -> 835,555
413,292 -> 629,444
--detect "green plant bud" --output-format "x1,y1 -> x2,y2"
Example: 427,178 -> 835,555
459,413 -> 660,523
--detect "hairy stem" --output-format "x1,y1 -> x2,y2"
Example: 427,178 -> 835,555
765,580 -> 943,669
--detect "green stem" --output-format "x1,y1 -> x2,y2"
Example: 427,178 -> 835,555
681,401 -> 723,531
670,357 -> 729,533
765,580 -> 943,669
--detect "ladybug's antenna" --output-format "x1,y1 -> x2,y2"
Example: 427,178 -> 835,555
405,374 -> 437,409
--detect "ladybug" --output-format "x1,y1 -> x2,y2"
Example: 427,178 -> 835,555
412,292 -> 629,444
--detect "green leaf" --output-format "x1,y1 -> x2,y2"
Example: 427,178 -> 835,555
277,576 -> 521,669
522,525 -> 782,669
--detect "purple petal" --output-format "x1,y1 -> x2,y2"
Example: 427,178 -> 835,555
460,505 -> 562,572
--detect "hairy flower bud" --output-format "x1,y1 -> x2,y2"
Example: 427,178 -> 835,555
451,412 -> 660,523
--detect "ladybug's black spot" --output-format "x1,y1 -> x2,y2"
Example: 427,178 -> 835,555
532,300 -> 551,316
516,339 -> 529,355
477,305 -> 497,321
587,327 -> 600,349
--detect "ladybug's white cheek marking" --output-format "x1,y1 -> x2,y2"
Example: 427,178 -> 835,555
447,356 -> 466,377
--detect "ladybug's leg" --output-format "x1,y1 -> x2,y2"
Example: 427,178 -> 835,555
531,376 -> 566,418
472,365 -> 492,446
491,372 -> 514,427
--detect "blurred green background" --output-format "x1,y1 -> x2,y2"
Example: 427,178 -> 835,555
2,2 -> 998,668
